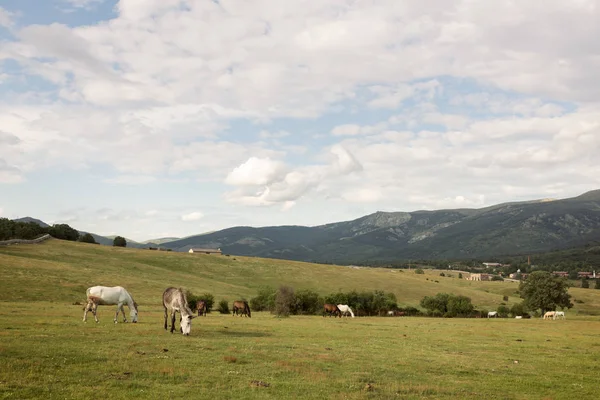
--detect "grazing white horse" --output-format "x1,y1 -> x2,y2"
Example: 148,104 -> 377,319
553,311 -> 565,320
487,311 -> 498,318
163,287 -> 196,335
543,311 -> 556,320
83,286 -> 138,323
337,304 -> 355,318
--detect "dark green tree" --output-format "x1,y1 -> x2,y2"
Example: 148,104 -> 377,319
113,236 -> 127,247
217,300 -> 230,314
510,302 -> 527,317
294,289 -> 323,315
79,233 -> 97,244
249,286 -> 276,312
447,295 -> 474,316
198,293 -> 215,313
458,273 -> 463,279
519,271 -> 573,314
48,224 -> 79,241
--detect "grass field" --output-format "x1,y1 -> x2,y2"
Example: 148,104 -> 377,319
1,239 -> 600,399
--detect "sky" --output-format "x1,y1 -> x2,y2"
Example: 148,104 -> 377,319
1,0 -> 599,241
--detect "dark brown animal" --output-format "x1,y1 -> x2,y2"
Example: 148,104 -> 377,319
197,300 -> 207,317
323,304 -> 342,318
232,300 -> 251,317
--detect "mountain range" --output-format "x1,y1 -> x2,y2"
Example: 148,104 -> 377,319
14,189 -> 600,263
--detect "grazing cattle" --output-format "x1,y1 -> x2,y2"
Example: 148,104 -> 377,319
553,311 -> 565,320
323,304 -> 342,318
163,287 -> 195,335
83,286 -> 138,324
197,300 -> 207,317
487,311 -> 498,318
543,311 -> 556,320
232,301 -> 251,317
337,304 -> 355,318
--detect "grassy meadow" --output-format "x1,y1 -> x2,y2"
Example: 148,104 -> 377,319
1,239 -> 600,399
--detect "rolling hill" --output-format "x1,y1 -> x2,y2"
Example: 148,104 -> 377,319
162,189 -> 600,262
1,238 -> 599,315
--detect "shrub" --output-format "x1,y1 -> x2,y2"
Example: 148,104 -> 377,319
274,286 -> 295,317
458,273 -> 463,279
415,268 -> 425,274
581,278 -> 589,288
491,276 -> 504,281
185,290 -> 202,312
503,295 -> 509,302
113,236 -> 127,247
79,233 -> 97,244
294,289 -> 323,315
447,295 -> 474,316
510,302 -> 527,317
48,224 -> 80,241
217,300 -> 230,314
439,272 -> 445,277
250,286 -> 276,312
198,293 -> 215,313
497,305 -> 510,317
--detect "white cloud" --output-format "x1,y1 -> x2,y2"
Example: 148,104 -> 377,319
104,175 -> 157,185
145,210 -> 158,216
1,0 -> 600,239
181,212 -> 204,222
225,157 -> 288,186
0,6 -> 14,29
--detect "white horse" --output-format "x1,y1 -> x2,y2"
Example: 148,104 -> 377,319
163,287 -> 196,335
487,311 -> 498,318
543,311 -> 556,320
83,286 -> 138,323
337,304 -> 355,318
553,311 -> 565,320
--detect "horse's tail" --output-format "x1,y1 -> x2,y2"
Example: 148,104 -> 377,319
244,301 -> 251,317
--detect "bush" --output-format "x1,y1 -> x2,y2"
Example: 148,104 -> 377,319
415,268 -> 425,274
447,295 -> 474,316
497,305 -> 510,317
250,286 -> 276,312
198,293 -> 215,313
510,302 -> 527,317
439,272 -> 445,277
79,233 -> 97,244
113,236 -> 127,247
503,295 -> 509,301
185,290 -> 201,311
275,286 -> 295,317
581,278 -> 589,288
458,273 -> 463,279
48,224 -> 80,241
294,289 -> 323,315
491,276 -> 504,281
217,300 -> 230,314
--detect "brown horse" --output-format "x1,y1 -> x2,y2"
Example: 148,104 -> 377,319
323,304 -> 342,318
232,300 -> 251,317
197,300 -> 207,317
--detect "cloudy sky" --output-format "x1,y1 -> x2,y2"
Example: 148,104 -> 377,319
1,0 -> 599,241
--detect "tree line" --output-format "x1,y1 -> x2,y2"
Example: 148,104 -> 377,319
0,218 -> 127,247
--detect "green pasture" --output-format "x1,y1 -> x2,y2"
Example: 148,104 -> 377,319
1,239 -> 600,399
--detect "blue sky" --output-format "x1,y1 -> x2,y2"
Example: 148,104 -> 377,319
1,0 -> 599,241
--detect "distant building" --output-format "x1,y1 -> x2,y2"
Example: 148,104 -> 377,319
483,263 -> 503,268
189,248 -> 222,255
552,271 -> 569,278
468,273 -> 491,281
578,271 -> 594,279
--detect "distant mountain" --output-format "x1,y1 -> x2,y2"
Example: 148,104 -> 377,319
162,189 -> 600,263
142,237 -> 180,245
13,217 -> 50,228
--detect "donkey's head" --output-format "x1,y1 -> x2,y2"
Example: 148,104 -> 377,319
130,302 -> 139,323
180,314 -> 195,335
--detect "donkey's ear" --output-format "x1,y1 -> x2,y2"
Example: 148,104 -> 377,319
189,315 -> 196,320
